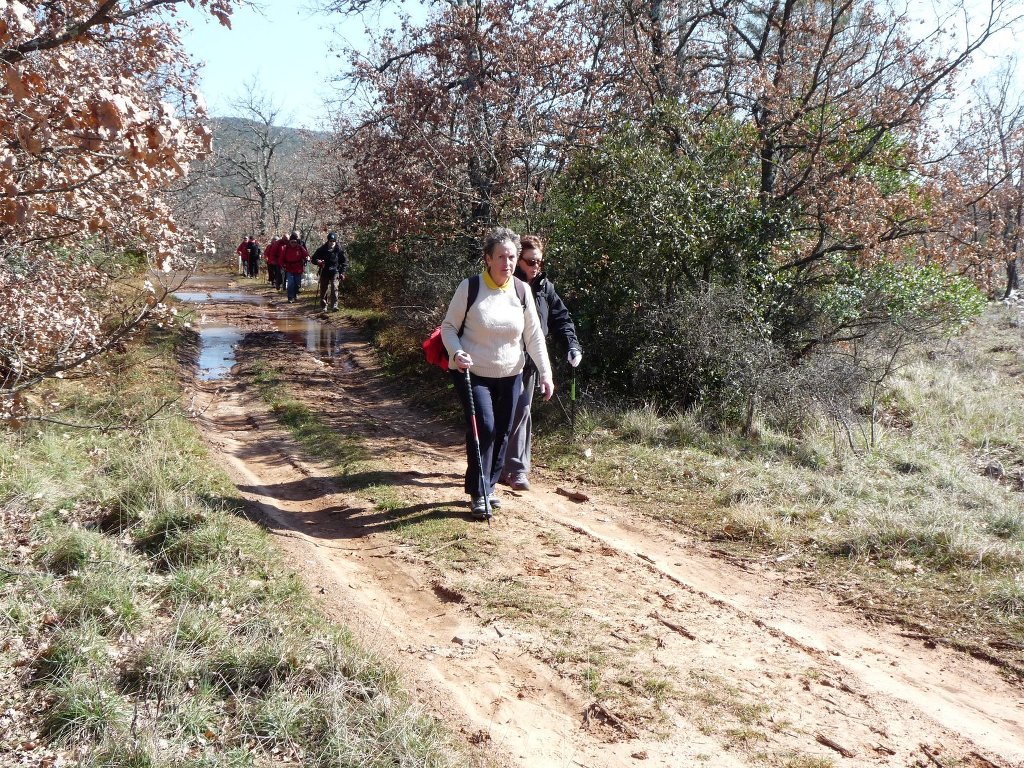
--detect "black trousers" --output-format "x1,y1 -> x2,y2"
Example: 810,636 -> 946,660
450,369 -> 522,498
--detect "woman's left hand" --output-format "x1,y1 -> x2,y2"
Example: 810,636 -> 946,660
540,377 -> 555,401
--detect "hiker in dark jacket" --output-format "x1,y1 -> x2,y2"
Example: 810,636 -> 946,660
501,234 -> 582,491
246,238 -> 262,278
312,232 -> 347,310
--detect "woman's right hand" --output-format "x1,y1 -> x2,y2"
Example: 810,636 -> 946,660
452,350 -> 473,371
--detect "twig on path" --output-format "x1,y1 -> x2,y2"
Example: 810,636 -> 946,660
920,744 -> 948,768
425,535 -> 468,557
986,640 -> 1024,650
0,562 -> 39,578
584,701 -> 639,738
271,529 -> 392,552
555,486 -> 590,502
637,553 -> 655,564
651,611 -> 696,640
610,630 -> 634,644
815,732 -> 856,758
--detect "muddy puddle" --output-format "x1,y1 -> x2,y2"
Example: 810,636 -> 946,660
190,290 -> 347,380
270,317 -> 347,358
196,325 -> 245,381
175,290 -> 266,304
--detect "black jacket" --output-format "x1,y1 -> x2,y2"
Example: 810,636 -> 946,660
312,241 -> 347,274
514,266 -> 581,369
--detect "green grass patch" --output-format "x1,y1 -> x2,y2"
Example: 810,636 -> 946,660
42,679 -> 130,744
249,360 -> 370,472
0,327 -> 472,767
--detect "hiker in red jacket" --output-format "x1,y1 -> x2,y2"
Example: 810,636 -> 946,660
264,235 -> 286,290
235,236 -> 251,276
280,231 -> 309,303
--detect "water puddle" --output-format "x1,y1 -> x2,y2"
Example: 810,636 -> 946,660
174,290 -> 265,304
196,317 -> 348,381
196,325 -> 244,381
271,317 -> 347,357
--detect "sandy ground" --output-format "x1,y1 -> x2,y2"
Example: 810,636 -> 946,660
183,275 -> 1024,768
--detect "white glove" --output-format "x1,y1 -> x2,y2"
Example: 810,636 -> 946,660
568,349 -> 583,367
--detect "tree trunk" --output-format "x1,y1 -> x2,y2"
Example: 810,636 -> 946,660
1006,256 -> 1020,298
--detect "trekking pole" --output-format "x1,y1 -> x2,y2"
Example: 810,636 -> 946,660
570,370 -> 577,439
464,368 -> 492,523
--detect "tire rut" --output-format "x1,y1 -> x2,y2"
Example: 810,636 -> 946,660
184,277 -> 1024,768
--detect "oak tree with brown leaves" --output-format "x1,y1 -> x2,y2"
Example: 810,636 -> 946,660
1,0 -> 235,420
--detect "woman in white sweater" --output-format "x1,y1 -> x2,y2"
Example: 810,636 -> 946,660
442,228 -> 553,518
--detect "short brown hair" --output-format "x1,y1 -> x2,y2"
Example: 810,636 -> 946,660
520,234 -> 544,253
482,227 -> 520,258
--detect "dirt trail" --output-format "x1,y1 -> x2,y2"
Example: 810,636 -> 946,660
184,276 -> 1024,768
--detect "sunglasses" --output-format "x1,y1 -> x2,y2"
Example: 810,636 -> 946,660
520,256 -> 543,267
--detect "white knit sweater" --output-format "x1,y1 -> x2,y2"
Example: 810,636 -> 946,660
441,275 -> 552,383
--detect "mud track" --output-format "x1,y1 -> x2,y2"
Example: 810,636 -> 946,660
184,276 -> 1023,768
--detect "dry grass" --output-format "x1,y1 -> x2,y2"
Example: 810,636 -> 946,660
535,304 -> 1024,674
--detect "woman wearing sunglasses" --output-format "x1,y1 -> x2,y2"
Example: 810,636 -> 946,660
502,235 -> 582,491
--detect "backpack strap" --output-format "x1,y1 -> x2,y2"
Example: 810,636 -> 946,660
513,276 -> 527,308
457,275 -> 481,338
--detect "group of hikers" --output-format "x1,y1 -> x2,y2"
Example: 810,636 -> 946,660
234,226 -> 580,521
235,232 -> 348,309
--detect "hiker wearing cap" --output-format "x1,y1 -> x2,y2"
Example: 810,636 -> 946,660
501,235 -> 582,491
280,231 -> 309,303
312,232 -> 347,311
442,227 -> 553,518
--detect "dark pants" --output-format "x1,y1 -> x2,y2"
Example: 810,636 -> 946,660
451,370 -> 522,498
248,256 -> 259,277
318,269 -> 339,308
285,272 -> 302,301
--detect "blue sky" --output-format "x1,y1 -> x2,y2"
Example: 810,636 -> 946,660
182,3 -> 400,129
181,1 -> 1019,131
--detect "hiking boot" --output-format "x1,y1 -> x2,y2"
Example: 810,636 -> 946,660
320,301 -> 327,310
470,497 -> 489,519
509,473 -> 530,491
489,496 -> 502,511
499,473 -> 513,487
330,304 -> 338,311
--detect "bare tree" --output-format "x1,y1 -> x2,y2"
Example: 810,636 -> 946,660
210,79 -> 293,239
945,61 -> 1024,297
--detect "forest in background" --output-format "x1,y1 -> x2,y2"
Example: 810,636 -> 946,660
2,0 -> 1024,436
